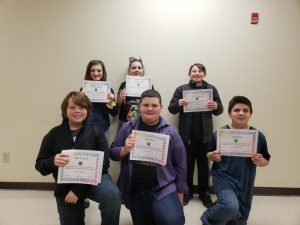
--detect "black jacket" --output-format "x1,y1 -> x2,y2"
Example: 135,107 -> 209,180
168,80 -> 223,143
35,120 -> 109,198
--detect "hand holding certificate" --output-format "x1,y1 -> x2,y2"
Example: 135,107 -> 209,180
183,89 -> 213,112
217,129 -> 258,157
58,150 -> 104,185
125,75 -> 152,97
130,130 -> 169,166
82,80 -> 110,102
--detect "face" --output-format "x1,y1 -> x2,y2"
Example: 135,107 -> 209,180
66,98 -> 88,128
128,61 -> 144,76
229,103 -> 252,129
139,97 -> 162,125
90,64 -> 103,81
189,65 -> 206,84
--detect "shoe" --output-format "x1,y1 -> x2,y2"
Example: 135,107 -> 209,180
199,193 -> 213,208
183,194 -> 192,206
84,199 -> 90,209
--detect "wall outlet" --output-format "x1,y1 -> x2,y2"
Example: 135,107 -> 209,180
2,153 -> 10,163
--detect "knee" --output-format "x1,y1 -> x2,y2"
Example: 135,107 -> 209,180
220,200 -> 240,219
102,187 -> 121,205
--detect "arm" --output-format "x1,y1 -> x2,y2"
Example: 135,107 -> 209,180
35,132 -> 57,176
117,82 -> 126,107
106,88 -> 118,117
110,124 -> 133,161
251,153 -> 269,167
211,86 -> 223,116
207,150 -> 221,162
171,130 -> 188,196
206,132 -> 222,162
251,132 -> 270,167
168,87 -> 184,115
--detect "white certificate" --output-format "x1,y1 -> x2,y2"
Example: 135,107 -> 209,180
130,130 -> 169,166
183,89 -> 213,112
217,129 -> 258,157
125,75 -> 152,97
57,149 -> 104,185
82,80 -> 110,103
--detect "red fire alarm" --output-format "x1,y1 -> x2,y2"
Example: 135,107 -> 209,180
251,12 -> 259,24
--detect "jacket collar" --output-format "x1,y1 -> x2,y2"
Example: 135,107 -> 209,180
189,80 -> 208,88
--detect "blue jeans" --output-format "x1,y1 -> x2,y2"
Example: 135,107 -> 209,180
201,176 -> 248,225
56,174 -> 121,225
130,191 -> 185,225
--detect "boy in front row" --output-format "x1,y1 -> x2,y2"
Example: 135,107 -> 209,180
35,91 -> 121,225
201,96 -> 271,225
111,89 -> 187,225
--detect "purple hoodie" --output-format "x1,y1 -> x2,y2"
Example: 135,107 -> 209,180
110,116 -> 187,208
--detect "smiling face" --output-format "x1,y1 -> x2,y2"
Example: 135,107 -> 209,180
188,65 -> 206,85
139,97 -> 162,125
90,64 -> 104,81
66,98 -> 88,129
128,61 -> 144,76
229,103 -> 252,129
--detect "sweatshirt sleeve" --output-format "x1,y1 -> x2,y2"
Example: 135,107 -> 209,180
35,132 -> 57,176
170,129 -> 188,194
168,87 -> 182,115
110,124 -> 131,161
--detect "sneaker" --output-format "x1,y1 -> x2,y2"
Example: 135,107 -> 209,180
199,193 -> 213,208
84,199 -> 90,209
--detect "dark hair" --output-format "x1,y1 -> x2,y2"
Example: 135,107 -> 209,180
140,89 -> 162,105
84,60 -> 107,81
61,91 -> 92,120
228,96 -> 253,114
127,57 -> 144,74
188,63 -> 206,74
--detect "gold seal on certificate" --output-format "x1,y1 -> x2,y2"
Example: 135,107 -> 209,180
57,150 -> 104,185
125,75 -> 152,97
217,129 -> 258,157
82,80 -> 110,103
130,130 -> 169,166
183,89 -> 213,112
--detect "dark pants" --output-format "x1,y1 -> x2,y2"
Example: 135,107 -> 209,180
185,140 -> 210,195
56,174 -> 121,225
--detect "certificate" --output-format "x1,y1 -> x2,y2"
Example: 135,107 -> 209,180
82,80 -> 110,103
125,75 -> 152,97
130,130 -> 169,166
183,89 -> 213,112
217,129 -> 258,157
57,149 -> 104,185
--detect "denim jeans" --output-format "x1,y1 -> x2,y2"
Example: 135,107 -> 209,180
130,191 -> 185,225
56,174 -> 121,225
200,176 -> 248,225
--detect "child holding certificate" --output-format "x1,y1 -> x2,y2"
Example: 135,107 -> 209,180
111,89 -> 187,225
82,60 -> 118,140
117,57 -> 153,129
168,63 -> 223,207
35,91 -> 121,225
201,96 -> 271,225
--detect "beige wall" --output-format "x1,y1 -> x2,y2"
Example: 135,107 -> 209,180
0,0 -> 299,188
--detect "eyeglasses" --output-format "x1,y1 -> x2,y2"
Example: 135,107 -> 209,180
129,57 -> 142,62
